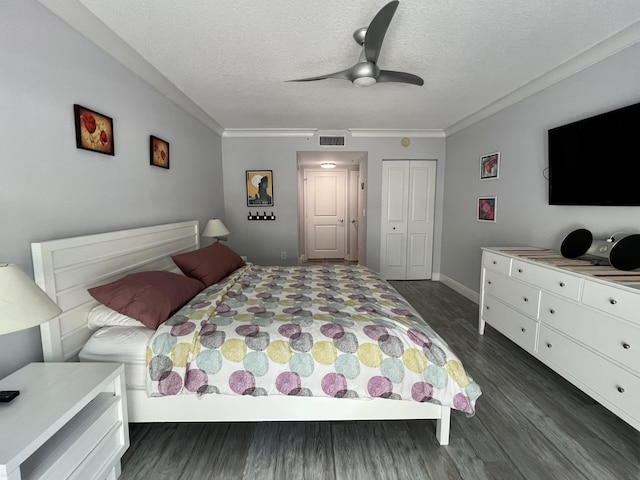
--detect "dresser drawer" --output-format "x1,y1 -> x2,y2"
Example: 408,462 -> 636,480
484,270 -> 540,318
482,295 -> 538,353
483,250 -> 511,275
511,259 -> 582,301
539,326 -> 640,423
582,280 -> 640,326
540,292 -> 640,373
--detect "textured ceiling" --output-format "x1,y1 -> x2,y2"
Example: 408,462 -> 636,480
39,0 -> 640,134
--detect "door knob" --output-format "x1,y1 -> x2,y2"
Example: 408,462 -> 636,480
339,219 -> 344,223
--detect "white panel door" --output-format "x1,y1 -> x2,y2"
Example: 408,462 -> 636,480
380,161 -> 436,280
406,162 -> 436,279
380,162 -> 409,279
306,170 -> 347,259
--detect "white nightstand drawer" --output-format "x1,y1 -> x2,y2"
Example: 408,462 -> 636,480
482,295 -> 538,353
540,292 -> 640,373
483,251 -> 511,275
539,326 -> 640,423
484,270 -> 540,318
582,280 -> 640,326
511,259 -> 582,301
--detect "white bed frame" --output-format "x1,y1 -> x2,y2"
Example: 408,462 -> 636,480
31,221 -> 451,445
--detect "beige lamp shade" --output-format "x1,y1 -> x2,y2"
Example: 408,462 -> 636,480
202,219 -> 230,239
0,263 -> 62,335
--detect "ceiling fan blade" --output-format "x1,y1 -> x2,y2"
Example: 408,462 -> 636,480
364,1 -> 399,64
378,70 -> 424,86
286,68 -> 352,83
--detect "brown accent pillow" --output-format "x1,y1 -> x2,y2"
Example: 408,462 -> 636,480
88,271 -> 204,330
172,242 -> 245,287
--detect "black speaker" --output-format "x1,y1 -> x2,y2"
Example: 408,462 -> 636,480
561,229 -> 592,258
609,234 -> 640,271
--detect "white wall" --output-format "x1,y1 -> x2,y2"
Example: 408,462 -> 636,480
221,135 -> 446,272
0,0 -> 223,379
442,43 -> 640,295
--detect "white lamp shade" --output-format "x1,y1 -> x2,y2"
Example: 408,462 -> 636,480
202,219 -> 230,238
0,263 -> 62,335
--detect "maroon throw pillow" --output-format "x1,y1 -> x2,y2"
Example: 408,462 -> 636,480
172,242 -> 245,287
87,271 -> 204,330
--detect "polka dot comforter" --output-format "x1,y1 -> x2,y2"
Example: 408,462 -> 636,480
146,264 -> 481,416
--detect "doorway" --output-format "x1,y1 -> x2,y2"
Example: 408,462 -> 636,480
297,152 -> 368,265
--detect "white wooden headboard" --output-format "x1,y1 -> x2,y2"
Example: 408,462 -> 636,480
31,221 -> 200,362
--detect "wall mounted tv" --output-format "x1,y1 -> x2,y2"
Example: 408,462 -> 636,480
548,101 -> 640,206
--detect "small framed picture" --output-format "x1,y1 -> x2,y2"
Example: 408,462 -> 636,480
478,196 -> 497,222
480,151 -> 500,180
150,135 -> 170,169
74,104 -> 114,156
246,170 -> 274,207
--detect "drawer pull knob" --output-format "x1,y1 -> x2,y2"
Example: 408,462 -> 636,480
622,343 -> 631,350
485,306 -> 490,310
609,298 -> 617,305
546,342 -> 552,348
523,297 -> 529,302
549,309 -> 556,315
521,328 -> 526,333
559,282 -> 565,287
487,280 -> 492,285
492,260 -> 497,264
518,268 -> 523,273
617,386 -> 625,394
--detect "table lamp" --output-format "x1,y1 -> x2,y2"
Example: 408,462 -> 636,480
202,219 -> 230,242
0,263 -> 62,401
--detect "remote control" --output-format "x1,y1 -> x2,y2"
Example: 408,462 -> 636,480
0,390 -> 19,402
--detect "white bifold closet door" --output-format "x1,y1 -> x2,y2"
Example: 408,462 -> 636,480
380,160 -> 436,280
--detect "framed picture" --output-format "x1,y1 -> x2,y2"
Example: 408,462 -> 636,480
74,104 -> 114,156
480,151 -> 500,180
150,135 -> 170,169
246,170 -> 274,207
477,196 -> 497,222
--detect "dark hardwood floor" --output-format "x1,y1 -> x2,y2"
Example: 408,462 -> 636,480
120,280 -> 640,480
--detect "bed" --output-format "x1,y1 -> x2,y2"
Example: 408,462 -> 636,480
31,220 -> 480,445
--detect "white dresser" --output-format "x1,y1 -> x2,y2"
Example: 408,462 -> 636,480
479,247 -> 640,431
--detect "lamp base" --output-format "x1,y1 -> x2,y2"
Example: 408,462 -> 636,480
0,390 -> 19,402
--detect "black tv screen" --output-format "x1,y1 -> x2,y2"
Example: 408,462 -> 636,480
548,101 -> 640,206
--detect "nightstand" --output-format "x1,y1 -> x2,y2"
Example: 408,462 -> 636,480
0,362 -> 128,480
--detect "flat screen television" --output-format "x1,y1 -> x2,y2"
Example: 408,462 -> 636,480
548,101 -> 640,206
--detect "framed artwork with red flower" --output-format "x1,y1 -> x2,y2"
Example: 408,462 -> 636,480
74,104 -> 114,156
480,151 -> 500,180
477,196 -> 497,222
150,135 -> 170,169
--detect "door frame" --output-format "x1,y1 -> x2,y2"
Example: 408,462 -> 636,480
297,152 -> 368,265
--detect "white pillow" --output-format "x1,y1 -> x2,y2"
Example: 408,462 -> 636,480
87,304 -> 142,330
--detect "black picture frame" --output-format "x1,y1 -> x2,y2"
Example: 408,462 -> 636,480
150,135 -> 170,169
74,104 -> 114,156
246,170 -> 274,207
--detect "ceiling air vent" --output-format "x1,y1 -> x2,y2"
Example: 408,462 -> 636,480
319,135 -> 346,147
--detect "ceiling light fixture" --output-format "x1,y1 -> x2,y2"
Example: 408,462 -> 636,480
321,162 -> 336,169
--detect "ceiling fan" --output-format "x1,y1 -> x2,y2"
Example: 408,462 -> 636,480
287,1 -> 423,87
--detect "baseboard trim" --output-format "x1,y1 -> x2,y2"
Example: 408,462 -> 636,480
438,274 -> 479,305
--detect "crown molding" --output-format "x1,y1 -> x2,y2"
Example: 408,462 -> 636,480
223,129 -> 318,138
38,0 -> 225,136
348,129 -> 445,138
445,20 -> 640,136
